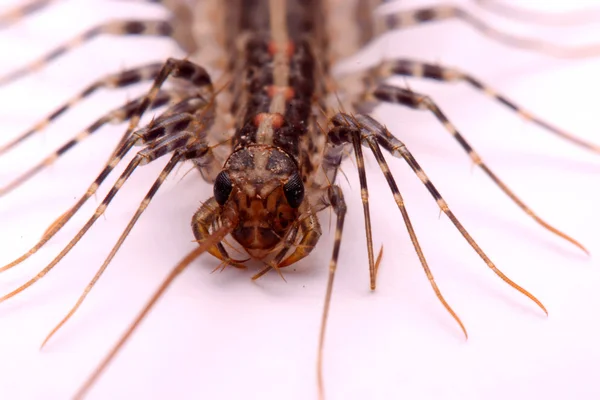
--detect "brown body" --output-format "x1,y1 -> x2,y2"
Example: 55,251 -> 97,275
190,0 -> 376,269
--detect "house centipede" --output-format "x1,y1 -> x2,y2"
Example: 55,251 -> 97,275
0,1 -> 599,399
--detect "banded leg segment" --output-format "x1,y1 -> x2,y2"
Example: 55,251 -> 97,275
0,138 -> 134,273
331,112 -> 549,335
120,58 -> 213,151
0,58 -> 213,273
74,223 -> 236,400
0,128 -> 210,303
375,4 -> 600,58
34,82 -> 218,345
327,118 -> 466,337
367,83 -> 587,253
327,125 -> 378,289
132,98 -> 223,184
0,63 -> 164,155
116,57 -> 215,181
0,19 -> 174,86
316,185 -> 347,400
42,137 -> 215,348
131,98 -> 216,146
0,89 -> 176,196
371,59 -> 600,153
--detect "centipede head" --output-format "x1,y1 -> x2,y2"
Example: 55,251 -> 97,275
213,144 -> 304,259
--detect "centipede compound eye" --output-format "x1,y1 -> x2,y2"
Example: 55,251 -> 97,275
283,172 -> 304,208
214,171 -> 233,205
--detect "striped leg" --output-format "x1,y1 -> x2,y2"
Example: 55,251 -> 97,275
329,112 -> 549,338
0,128 -> 210,304
0,139 -> 135,274
325,126 -> 379,289
316,185 -> 347,400
41,137 -> 216,348
131,96 -> 224,184
118,58 -> 213,150
375,4 -> 600,58
0,0 -> 60,29
39,96 -> 221,344
370,59 -> 600,153
365,83 -> 587,253
0,89 -> 176,196
0,63 -> 163,155
0,60 -> 213,273
0,19 -> 174,86
132,105 -> 212,145
328,119 -> 465,337
74,223 -> 236,400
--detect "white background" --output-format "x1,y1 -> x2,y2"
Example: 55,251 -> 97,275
0,1 -> 599,399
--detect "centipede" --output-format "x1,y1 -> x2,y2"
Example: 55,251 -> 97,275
0,1 -> 599,399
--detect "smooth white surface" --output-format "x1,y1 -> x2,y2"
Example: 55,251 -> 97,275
0,1 -> 599,399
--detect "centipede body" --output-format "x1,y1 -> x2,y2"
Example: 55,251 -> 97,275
0,1 -> 600,399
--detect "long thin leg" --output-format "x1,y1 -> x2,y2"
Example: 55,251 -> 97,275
73,222 -> 236,400
375,4 -> 600,58
321,125 -> 379,289
0,0 -> 60,29
117,57 -> 217,184
328,120 -> 467,337
310,123 -> 381,290
349,130 -> 377,288
0,138 -> 135,272
0,130 -> 205,303
0,19 -> 174,86
0,63 -> 163,155
0,58 -> 213,271
369,59 -> 600,153
316,185 -> 346,400
332,112 -> 548,334
131,96 -> 222,183
120,58 -> 213,150
41,153 -> 183,348
131,103 -> 214,146
41,137 -> 214,348
0,89 -> 176,196
38,85 -> 218,346
366,83 -> 587,253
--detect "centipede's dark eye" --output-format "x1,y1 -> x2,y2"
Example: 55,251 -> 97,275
283,172 -> 304,208
214,171 -> 233,205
